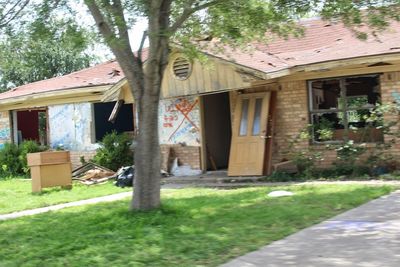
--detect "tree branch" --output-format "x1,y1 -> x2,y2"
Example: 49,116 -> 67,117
84,0 -> 118,45
138,30 -> 148,61
0,0 -> 30,28
85,0 -> 144,99
169,0 -> 223,34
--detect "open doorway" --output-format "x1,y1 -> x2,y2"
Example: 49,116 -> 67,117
202,92 -> 232,170
15,109 -> 48,145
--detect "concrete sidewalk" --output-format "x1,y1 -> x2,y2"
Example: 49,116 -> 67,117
0,191 -> 132,221
221,190 -> 400,267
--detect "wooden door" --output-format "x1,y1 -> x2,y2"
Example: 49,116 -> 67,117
228,92 -> 271,176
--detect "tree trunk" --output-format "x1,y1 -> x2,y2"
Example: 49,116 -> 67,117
131,90 -> 161,210
130,1 -> 171,211
86,0 -> 172,211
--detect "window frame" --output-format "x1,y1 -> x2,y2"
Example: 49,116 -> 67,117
307,74 -> 381,144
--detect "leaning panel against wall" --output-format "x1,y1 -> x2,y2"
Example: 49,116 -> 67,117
0,111 -> 11,148
158,96 -> 201,171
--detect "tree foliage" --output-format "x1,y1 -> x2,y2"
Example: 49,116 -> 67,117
0,1 -> 98,91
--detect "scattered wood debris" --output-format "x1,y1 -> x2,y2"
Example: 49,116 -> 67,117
72,163 -> 116,185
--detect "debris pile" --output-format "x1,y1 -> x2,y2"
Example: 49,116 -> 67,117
73,163 -> 170,187
115,166 -> 134,188
72,163 -> 116,185
170,158 -> 202,177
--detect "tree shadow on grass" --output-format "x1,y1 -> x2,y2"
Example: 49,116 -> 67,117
0,185 -> 393,267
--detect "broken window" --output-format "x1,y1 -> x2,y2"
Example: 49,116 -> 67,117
309,75 -> 383,143
93,102 -> 135,142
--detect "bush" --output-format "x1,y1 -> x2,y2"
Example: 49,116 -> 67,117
0,143 -> 22,177
19,140 -> 46,175
0,141 -> 46,178
265,171 -> 302,182
92,131 -> 133,171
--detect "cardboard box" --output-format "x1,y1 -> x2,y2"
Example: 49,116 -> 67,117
27,151 -> 72,193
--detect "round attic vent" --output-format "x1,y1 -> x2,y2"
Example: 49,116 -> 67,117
172,57 -> 192,80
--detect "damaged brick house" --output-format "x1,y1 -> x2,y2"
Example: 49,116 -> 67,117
0,60 -> 136,168
0,18 -> 399,175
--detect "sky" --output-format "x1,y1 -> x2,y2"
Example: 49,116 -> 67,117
75,1 -> 148,61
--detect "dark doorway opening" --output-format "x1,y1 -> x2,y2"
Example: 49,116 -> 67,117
203,92 -> 232,170
93,102 -> 135,141
16,109 -> 48,145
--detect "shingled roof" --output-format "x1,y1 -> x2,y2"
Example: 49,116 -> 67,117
205,19 -> 400,74
0,18 -> 399,102
0,60 -> 123,101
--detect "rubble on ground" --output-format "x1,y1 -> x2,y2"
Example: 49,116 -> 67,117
72,163 -> 116,185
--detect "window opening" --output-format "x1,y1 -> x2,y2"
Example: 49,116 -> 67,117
239,99 -> 249,136
252,98 -> 263,135
309,75 -> 382,143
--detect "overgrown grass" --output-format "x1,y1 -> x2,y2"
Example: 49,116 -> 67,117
0,185 -> 394,267
0,179 -> 129,214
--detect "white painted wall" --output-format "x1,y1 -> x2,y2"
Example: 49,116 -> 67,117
48,103 -> 98,151
158,96 -> 201,146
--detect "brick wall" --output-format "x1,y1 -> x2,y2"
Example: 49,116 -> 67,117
69,150 -> 97,169
271,72 -> 400,169
160,144 -> 201,172
380,71 -> 400,157
272,80 -> 309,164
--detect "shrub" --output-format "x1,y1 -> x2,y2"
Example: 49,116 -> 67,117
92,131 -> 133,171
0,141 -> 46,178
19,140 -> 47,175
283,127 -> 323,179
265,171 -> 302,182
0,143 -> 22,177
332,140 -> 367,176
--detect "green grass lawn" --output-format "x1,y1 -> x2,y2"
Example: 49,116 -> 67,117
0,185 -> 394,267
0,179 -> 130,214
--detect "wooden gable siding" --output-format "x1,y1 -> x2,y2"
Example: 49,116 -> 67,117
161,53 -> 254,98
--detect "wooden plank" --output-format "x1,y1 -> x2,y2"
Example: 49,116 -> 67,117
264,90 -> 277,175
280,64 -> 400,82
108,100 -> 124,123
198,96 -> 207,172
0,94 -> 102,112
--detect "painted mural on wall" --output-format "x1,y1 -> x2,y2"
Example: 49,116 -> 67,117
392,91 -> 400,107
49,103 -> 98,151
159,97 -> 201,146
0,112 -> 11,144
